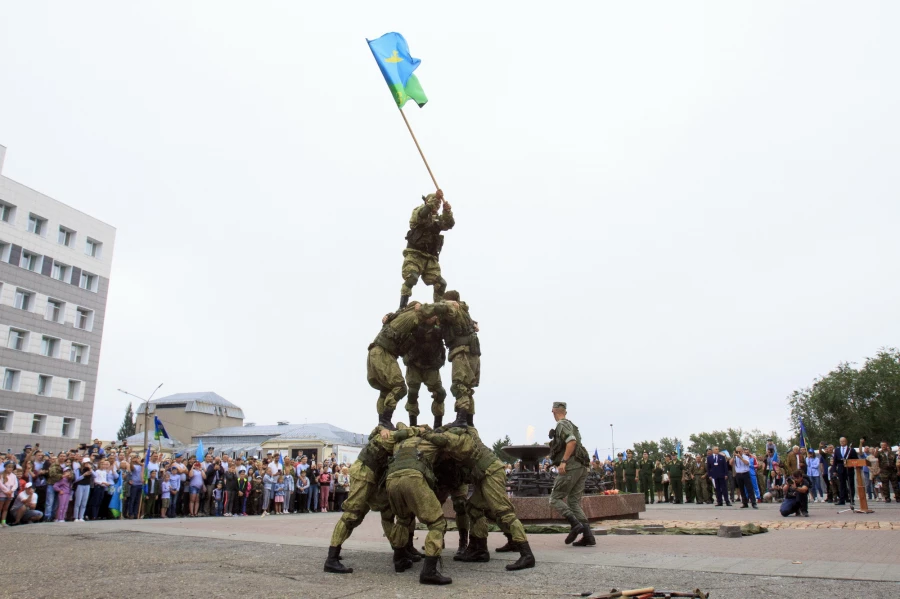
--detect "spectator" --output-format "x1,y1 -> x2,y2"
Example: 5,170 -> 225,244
45,454 -> 65,522
160,472 -> 172,518
188,461 -> 206,517
806,449 -> 824,502
274,475 -> 286,514
729,447 -> 757,509
213,482 -> 224,516
307,461 -> 320,513
127,458 -> 143,519
53,469 -> 74,522
780,470 -> 810,517
318,464 -> 332,513
73,460 -> 93,522
0,461 -> 17,525
10,482 -> 42,525
297,470 -> 310,513
224,464 -> 238,517
334,466 -> 350,512
237,469 -> 250,516
167,465 -> 182,518
283,465 -> 295,514
262,470 -> 277,515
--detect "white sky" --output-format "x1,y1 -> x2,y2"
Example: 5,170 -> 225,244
1,2 -> 898,453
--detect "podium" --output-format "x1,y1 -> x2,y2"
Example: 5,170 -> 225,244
840,459 -> 874,514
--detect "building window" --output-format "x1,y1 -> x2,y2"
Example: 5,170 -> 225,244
40,336 -> 60,358
85,238 -> 102,258
79,271 -> 97,292
0,201 -> 15,224
75,307 -> 94,331
3,369 -> 21,391
58,226 -> 76,247
7,328 -> 27,351
62,417 -> 75,437
0,241 -> 8,262
14,288 -> 34,311
37,375 -> 52,396
20,250 -> 41,272
70,343 -> 87,364
52,261 -> 70,283
0,410 -> 11,432
67,379 -> 82,401
46,299 -> 65,323
31,414 -> 47,435
27,214 -> 46,236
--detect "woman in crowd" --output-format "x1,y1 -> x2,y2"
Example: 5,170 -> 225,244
188,461 -> 206,517
72,461 -> 93,522
262,469 -> 277,516
0,461 -> 17,526
334,466 -> 350,512
318,463 -> 332,513
653,460 -> 665,504
307,461 -> 320,513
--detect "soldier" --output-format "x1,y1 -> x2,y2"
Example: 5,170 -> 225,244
436,290 -> 481,428
623,450 -> 638,494
613,453 -> 625,491
433,457 -> 470,557
876,441 -> 899,503
638,451 -> 654,504
249,474 -> 263,514
682,453 -> 696,504
385,427 -> 451,585
403,322 -> 447,428
548,402 -> 595,547
694,454 -> 710,504
368,301 -> 453,429
324,424 -> 419,574
399,189 -> 454,309
667,453 -> 684,504
424,427 -> 535,570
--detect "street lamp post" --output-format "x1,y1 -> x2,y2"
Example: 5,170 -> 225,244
118,383 -> 164,453
610,423 -> 615,459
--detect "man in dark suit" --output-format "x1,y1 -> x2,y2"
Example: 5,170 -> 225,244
706,446 -> 731,507
832,437 -> 858,505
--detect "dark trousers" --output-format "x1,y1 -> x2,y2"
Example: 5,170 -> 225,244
713,477 -> 727,505
838,467 -> 856,503
735,471 -> 756,506
127,486 -> 142,517
782,491 -> 809,516
224,491 -> 236,514
168,490 -> 180,517
662,482 -> 669,502
671,480 -> 683,503
88,486 -> 105,519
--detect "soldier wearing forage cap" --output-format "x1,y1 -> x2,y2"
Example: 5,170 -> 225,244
399,189 -> 454,310
613,453 -> 625,491
548,402 -> 594,547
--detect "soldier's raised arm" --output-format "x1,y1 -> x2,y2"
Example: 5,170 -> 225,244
438,199 -> 455,230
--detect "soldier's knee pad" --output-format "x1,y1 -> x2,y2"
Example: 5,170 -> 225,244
433,276 -> 447,295
434,387 -> 447,403
406,387 -> 420,402
451,497 -> 466,515
404,271 -> 420,288
396,381 -> 408,399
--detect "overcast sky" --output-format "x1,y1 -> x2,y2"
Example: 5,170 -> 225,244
1,2 -> 898,453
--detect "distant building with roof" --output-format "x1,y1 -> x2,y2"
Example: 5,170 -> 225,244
135,392 -> 244,446
190,422 -> 368,466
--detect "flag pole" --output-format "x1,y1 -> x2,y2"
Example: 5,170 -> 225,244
398,107 -> 439,191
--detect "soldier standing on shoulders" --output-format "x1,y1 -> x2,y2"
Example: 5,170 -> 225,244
639,451 -> 654,504
403,322 -> 447,428
436,291 -> 481,428
548,402 -> 595,547
399,190 -> 454,309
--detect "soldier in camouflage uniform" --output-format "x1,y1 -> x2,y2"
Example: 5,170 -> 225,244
399,190 -> 454,310
433,457 -> 470,557
548,402 -> 595,547
613,454 -> 625,491
403,322 -> 447,428
694,454 -> 711,504
249,474 -> 263,515
424,426 -> 535,571
324,425 -> 419,574
667,454 -> 684,504
435,290 -> 481,428
682,453 -> 696,504
877,442 -> 899,503
623,450 -> 638,494
638,451 -> 654,504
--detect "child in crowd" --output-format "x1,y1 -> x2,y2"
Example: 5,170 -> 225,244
160,472 -> 171,518
224,464 -> 238,517
53,469 -> 73,523
297,470 -> 310,513
318,466 -> 332,513
214,482 -> 224,517
274,475 -> 285,514
237,470 -> 249,516
144,470 -> 160,518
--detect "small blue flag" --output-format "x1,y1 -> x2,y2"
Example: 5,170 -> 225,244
142,446 -> 151,494
196,439 -> 205,461
607,455 -> 612,462
153,416 -> 170,440
109,476 -> 123,518
593,448 -> 600,461
676,442 -> 682,460
799,417 -> 810,449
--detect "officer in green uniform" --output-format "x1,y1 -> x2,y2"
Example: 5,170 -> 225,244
638,451 -> 654,504
876,442 -> 899,502
682,453 -> 696,504
694,454 -> 710,504
399,190 -> 454,309
667,453 -> 684,504
324,425 -> 418,574
623,450 -> 638,494
548,402 -> 595,547
436,291 -> 480,428
403,323 -> 447,428
613,454 -> 625,491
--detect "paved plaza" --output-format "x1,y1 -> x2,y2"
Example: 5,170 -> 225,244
4,501 -> 899,598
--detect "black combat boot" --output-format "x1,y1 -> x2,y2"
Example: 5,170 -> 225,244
420,555 -> 452,585
456,528 -> 469,556
564,514 -> 585,544
405,536 -> 423,562
399,295 -> 410,310
408,413 -> 418,427
446,409 -> 468,429
456,536 -> 489,562
505,541 -> 536,570
378,409 -> 397,431
393,547 -> 413,572
572,522 -> 596,547
466,413 -> 474,427
495,533 -> 518,553
433,415 -> 443,428
324,546 -> 353,573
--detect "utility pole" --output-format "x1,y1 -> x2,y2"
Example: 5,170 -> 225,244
118,383 -> 164,453
610,423 -> 615,459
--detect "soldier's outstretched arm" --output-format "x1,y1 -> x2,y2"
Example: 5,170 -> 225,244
439,202 -> 455,230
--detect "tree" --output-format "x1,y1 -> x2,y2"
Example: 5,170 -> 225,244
658,436 -> 682,457
117,402 -> 136,442
492,435 -> 514,464
632,440 -> 661,462
688,428 -> 787,456
789,348 -> 900,446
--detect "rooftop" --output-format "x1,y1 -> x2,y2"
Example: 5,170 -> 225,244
194,422 -> 369,447
136,392 -> 245,419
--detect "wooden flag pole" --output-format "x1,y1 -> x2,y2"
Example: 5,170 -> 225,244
399,107 -> 439,190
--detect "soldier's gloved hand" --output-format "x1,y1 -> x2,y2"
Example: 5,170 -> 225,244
423,433 -> 449,448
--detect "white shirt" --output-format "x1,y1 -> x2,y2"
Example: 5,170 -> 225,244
267,460 -> 280,476
93,470 -> 109,486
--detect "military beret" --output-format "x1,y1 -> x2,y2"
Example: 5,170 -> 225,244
552,402 -> 567,410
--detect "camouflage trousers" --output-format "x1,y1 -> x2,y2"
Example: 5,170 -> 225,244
404,364 -> 446,418
387,472 -> 446,556
694,476 -> 710,503
549,462 -> 588,522
468,464 -> 528,543
449,347 -> 480,414
367,346 -> 407,414
880,471 -> 899,501
329,463 -> 394,546
436,483 -> 469,531
401,249 -> 445,300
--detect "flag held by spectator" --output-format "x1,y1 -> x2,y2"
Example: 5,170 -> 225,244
367,32 -> 428,108
142,446 -> 151,494
154,416 -> 170,440
109,476 -> 123,518
676,442 -> 682,460
593,448 -> 600,461
798,417 -> 810,449
196,439 -> 204,461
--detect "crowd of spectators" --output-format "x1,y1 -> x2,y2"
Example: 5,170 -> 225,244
0,440 -> 354,526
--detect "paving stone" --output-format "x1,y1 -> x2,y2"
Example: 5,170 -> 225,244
717,525 -> 742,538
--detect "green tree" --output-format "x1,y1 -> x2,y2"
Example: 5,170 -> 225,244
658,436 -> 682,457
492,435 -> 514,464
117,402 -> 136,442
632,440 -> 661,462
688,428 -> 787,456
789,348 -> 900,446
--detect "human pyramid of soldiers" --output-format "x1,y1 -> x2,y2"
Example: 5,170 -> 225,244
322,190 -> 595,585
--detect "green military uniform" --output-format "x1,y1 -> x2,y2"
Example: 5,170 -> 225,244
437,297 -> 480,422
548,402 -> 594,547
638,458 -> 654,504
623,454 -> 638,494
682,456 -> 696,503
876,448 -> 899,502
250,477 -> 263,514
667,457 -> 684,504
433,457 -> 470,555
403,323 -> 447,427
613,456 -> 625,491
386,436 -> 445,556
694,457 -> 710,504
400,194 -> 455,307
